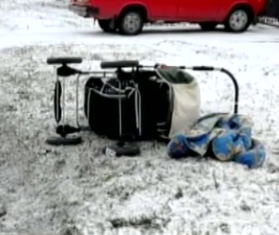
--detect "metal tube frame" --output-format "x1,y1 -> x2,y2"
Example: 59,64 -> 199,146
77,65 -> 239,114
53,64 -> 239,138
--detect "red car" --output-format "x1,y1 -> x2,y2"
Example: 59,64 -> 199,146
70,0 -> 266,35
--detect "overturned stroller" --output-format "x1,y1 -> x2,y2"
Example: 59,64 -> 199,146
46,58 -> 239,157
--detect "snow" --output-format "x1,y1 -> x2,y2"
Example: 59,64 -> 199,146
0,1 -> 279,235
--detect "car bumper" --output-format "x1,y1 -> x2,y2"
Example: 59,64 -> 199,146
69,4 -> 99,18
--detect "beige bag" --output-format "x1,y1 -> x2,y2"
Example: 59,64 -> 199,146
155,67 -> 201,138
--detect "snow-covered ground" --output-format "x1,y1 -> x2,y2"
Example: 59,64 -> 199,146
0,1 -> 279,235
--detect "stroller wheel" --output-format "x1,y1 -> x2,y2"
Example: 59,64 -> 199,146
46,134 -> 82,146
103,142 -> 141,157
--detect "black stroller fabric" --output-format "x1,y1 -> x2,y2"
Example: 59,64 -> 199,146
84,78 -> 136,139
84,71 -> 172,141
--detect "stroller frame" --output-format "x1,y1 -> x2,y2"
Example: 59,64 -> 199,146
45,57 -> 239,155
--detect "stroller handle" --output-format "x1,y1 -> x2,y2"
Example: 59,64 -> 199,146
47,57 -> 82,65
186,66 -> 239,114
218,68 -> 239,114
154,65 -> 239,114
101,60 -> 139,69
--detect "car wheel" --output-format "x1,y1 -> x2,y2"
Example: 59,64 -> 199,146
199,22 -> 218,31
225,8 -> 252,32
118,10 -> 144,35
98,19 -> 116,33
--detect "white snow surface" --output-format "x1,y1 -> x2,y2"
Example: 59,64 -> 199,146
0,1 -> 279,235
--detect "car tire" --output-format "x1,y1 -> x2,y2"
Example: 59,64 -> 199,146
118,10 -> 144,35
199,22 -> 218,31
225,8 -> 252,32
98,19 -> 116,33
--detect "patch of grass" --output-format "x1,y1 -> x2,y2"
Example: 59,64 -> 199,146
174,187 -> 183,199
110,215 -> 156,229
